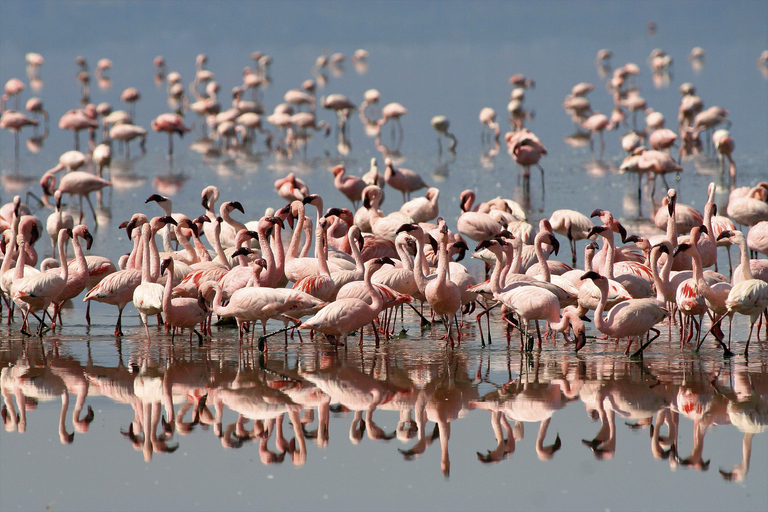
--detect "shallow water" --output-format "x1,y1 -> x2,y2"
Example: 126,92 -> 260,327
1,1 -> 767,511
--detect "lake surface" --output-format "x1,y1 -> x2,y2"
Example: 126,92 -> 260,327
1,1 -> 767,511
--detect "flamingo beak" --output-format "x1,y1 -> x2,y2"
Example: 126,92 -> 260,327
84,231 -> 94,250
575,331 -> 587,352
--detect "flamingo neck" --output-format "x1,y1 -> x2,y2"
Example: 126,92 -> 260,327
348,232 -> 364,274
258,223 -> 276,285
163,260 -> 174,311
56,234 -> 69,283
412,234 -> 429,294
533,232 -> 551,282
395,235 -> 414,272
593,280 -> 610,335
365,263 -> 384,313
315,227 -> 331,277
141,225 -> 152,283
650,248 -> 667,303
489,247 -> 506,295
436,232 -> 451,284
287,203 -> 305,261
174,225 -> 200,264
601,231 -> 616,279
734,233 -> 754,281
210,223 -> 229,268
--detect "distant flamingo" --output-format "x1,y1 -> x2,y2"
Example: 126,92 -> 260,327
58,106 -> 98,150
40,170 -> 111,223
479,107 -> 501,144
46,190 -> 74,260
0,110 -> 38,154
505,129 -> 547,195
549,209 -> 594,266
430,115 -> 457,154
332,165 -> 366,207
377,102 -> 407,146
151,113 -> 191,156
109,123 -> 147,157
581,112 -> 609,154
400,187 -> 440,224
384,157 -> 428,202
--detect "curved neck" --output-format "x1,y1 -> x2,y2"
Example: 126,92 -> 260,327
56,234 -> 69,282
489,247 -> 506,294
348,232 -> 364,274
436,232 -> 451,284
174,225 -> 199,264
163,260 -> 174,311
141,225 -> 152,283
210,222 -> 229,267
533,232 -> 551,282
365,264 -> 384,312
395,235 -> 414,272
601,231 -> 616,279
666,201 -> 678,244
412,234 -> 429,293
315,226 -> 330,276
126,230 -> 142,269
258,223 -> 276,285
271,222 -> 285,284
733,233 -> 754,281
221,207 -> 247,233
287,203 -> 305,261
650,248 -> 667,302
593,280 -> 609,334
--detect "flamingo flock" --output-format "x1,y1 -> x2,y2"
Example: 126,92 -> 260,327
0,45 -> 767,360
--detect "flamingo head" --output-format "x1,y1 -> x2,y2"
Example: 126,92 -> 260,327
232,247 -> 254,258
145,193 -> 168,204
450,240 -> 468,261
581,270 -> 603,282
374,256 -> 396,267
267,216 -> 284,229
672,243 -> 692,258
587,225 -> 608,239
161,257 -> 173,276
716,230 -> 734,242
331,164 -> 344,176
545,234 -> 560,255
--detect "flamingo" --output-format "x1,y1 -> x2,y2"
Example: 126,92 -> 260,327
399,187 -> 440,224
58,106 -> 98,150
582,271 -> 668,356
479,107 -> 501,144
712,129 -> 736,182
548,209 -> 594,266
299,257 -> 394,347
581,112 -> 609,154
151,113 -> 191,156
365,185 -> 414,242
423,221 -> 462,347
332,165 -> 366,208
83,226 -> 143,336
506,129 -> 547,195
160,258 -> 208,344
727,185 -> 768,228
377,102 -> 407,146
40,170 -> 111,223
384,158 -> 428,202
709,230 -> 768,356
0,110 -> 38,155
430,115 -> 457,154
109,123 -> 147,157
50,224 -> 94,327
747,221 -> 768,258
13,229 -> 71,335
456,190 -> 502,242
46,190 -> 74,260
274,172 -> 309,202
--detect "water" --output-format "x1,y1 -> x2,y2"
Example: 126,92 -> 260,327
1,1 -> 767,511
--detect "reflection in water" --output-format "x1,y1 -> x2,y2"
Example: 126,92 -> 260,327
2,337 -> 765,483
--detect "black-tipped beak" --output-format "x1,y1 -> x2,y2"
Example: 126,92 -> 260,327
247,230 -> 259,240
476,240 -> 494,251
84,230 -> 94,250
427,235 -> 438,253
699,225 -> 708,235
590,209 -> 604,218
376,256 -> 396,266
161,258 -> 172,275
396,223 -> 415,234
581,270 -> 602,280
324,207 -> 344,218
548,235 -> 560,255
616,222 -> 628,243
575,331 -> 587,352
146,193 -> 165,203
268,216 -> 284,229
231,201 -> 244,214
232,247 -> 253,258
302,194 -> 319,205
161,215 -> 177,226
587,226 -> 605,239
716,230 -> 733,241
672,243 -> 691,257
201,195 -> 210,210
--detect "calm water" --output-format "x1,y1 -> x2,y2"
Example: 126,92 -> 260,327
1,1 -> 767,511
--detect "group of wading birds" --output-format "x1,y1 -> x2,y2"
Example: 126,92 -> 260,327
1,50 -> 768,358
1,175 -> 767,358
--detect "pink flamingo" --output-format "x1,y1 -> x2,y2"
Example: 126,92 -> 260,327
0,110 -> 38,155
46,190 -> 74,260
727,185 -> 768,228
581,112 -> 609,154
58,106 -> 98,150
161,257 -> 208,344
582,271 -> 668,356
377,102 -> 407,146
299,257 -> 394,346
506,129 -> 547,195
151,113 -> 191,156
712,129 -> 736,182
549,209 -> 594,266
40,170 -> 111,223
13,229 -> 70,335
747,221 -> 768,258
132,223 -> 165,340
456,190 -> 502,242
400,187 -> 440,224
51,224 -> 94,327
384,157 -> 428,202
479,107 -> 500,144
109,123 -> 147,157
83,225 -> 142,336
274,172 -> 309,202
332,165 -> 366,208
710,230 -> 768,356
